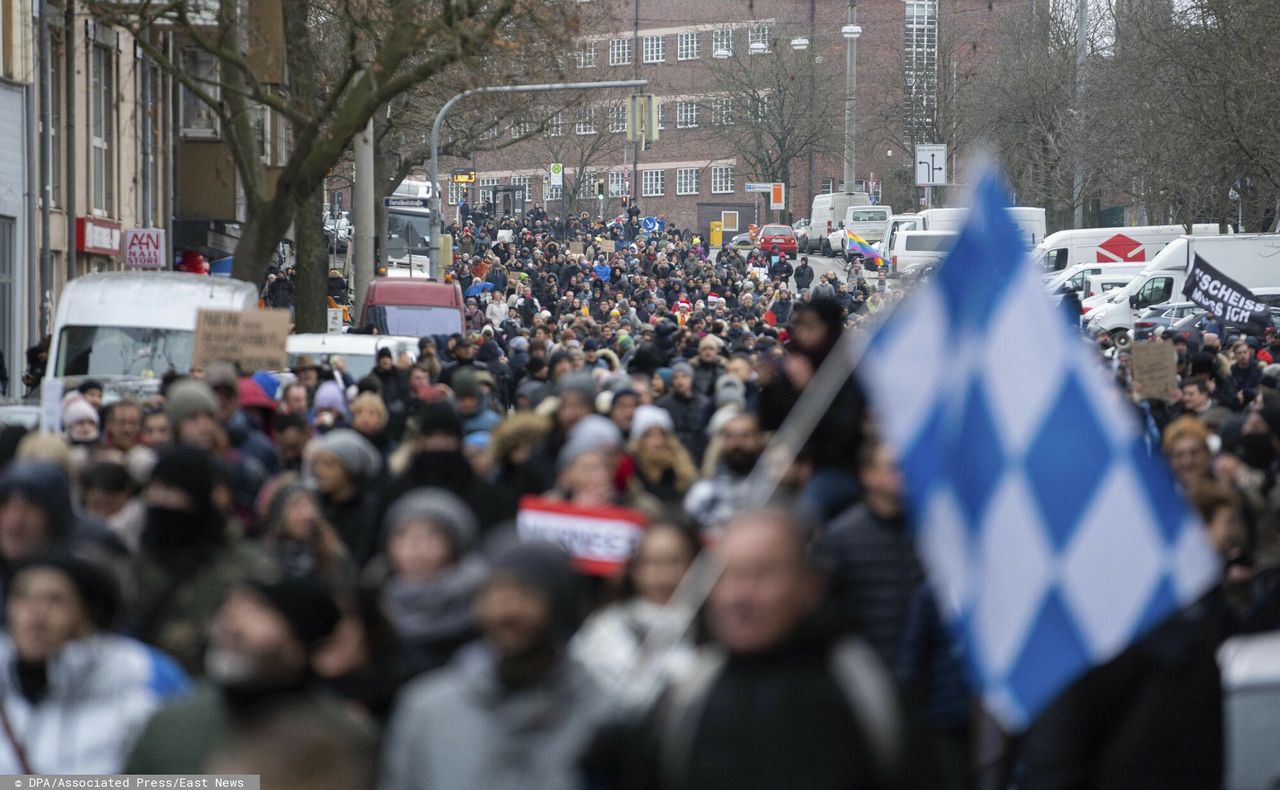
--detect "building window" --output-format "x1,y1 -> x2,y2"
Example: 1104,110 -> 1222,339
656,101 -> 665,130
609,38 -> 632,66
91,43 -> 114,215
479,177 -> 499,204
678,31 -> 700,61
676,168 -> 699,195
577,43 -> 597,68
711,165 -> 734,194
748,23 -> 773,53
821,177 -> 836,193
249,103 -> 271,164
512,118 -> 531,138
642,169 -> 664,197
447,182 -> 463,206
676,100 -> 698,129
511,176 -> 532,203
576,108 -> 596,135
545,112 -> 564,137
643,35 -> 665,64
608,171 -> 626,198
711,96 -> 734,126
607,105 -> 627,133
753,93 -> 770,122
180,48 -> 220,138
712,28 -> 733,57
545,177 -> 563,202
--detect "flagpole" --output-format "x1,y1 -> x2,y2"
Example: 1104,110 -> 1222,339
624,317 -> 886,710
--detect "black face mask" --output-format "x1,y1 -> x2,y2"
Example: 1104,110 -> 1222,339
141,506 -> 221,558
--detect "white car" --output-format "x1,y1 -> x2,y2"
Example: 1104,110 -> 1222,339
887,230 -> 958,273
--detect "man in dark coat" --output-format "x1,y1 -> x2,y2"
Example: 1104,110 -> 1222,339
656,361 -> 713,464
793,256 -> 816,291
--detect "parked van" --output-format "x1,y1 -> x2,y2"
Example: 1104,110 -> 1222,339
1035,224 -> 1225,275
48,272 -> 258,400
1047,262 -> 1148,295
809,192 -> 871,247
824,205 -> 894,258
360,279 -> 465,337
1085,235 -> 1280,336
286,334 -> 420,382
888,230 -> 959,273
891,207 -> 1046,251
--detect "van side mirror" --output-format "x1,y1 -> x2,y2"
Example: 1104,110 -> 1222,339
1129,294 -> 1139,308
837,222 -> 845,229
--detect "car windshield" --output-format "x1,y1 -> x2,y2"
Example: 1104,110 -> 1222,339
288,352 -> 377,380
56,325 -> 193,378
905,235 -> 955,252
387,212 -> 431,252
367,305 -> 462,337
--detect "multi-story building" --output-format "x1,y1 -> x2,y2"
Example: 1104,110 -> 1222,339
0,0 -> 35,378
463,0 -> 1014,237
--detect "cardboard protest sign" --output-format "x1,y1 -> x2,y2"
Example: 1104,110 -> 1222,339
1131,341 -> 1178,401
516,496 -> 647,576
192,309 -> 291,372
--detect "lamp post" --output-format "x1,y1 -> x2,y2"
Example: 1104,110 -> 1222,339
842,0 -> 862,193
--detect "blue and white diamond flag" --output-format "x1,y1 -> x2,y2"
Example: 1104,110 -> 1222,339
857,171 -> 1221,730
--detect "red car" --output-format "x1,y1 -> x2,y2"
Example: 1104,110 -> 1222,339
757,224 -> 799,259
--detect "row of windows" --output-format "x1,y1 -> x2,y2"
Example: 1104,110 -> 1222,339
499,96 -> 750,140
584,25 -> 774,68
448,166 -> 737,203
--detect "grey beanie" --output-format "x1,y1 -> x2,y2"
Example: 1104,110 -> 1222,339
715,374 -> 746,408
310,428 -> 382,481
384,488 -> 479,554
671,360 -> 694,378
557,414 -> 622,472
166,379 -> 219,425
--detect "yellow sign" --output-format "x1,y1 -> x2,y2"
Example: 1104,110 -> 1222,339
450,169 -> 477,184
709,221 -> 723,247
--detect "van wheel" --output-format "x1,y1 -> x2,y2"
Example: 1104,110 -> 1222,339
821,240 -> 831,257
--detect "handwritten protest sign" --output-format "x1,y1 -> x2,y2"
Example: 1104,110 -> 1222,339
193,309 -> 291,372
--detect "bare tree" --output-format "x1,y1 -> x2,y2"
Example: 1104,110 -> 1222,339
696,43 -> 841,222
91,0 -> 579,328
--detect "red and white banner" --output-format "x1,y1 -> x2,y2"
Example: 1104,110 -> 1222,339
516,496 -> 647,576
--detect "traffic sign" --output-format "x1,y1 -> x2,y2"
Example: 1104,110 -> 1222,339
915,144 -> 948,187
549,163 -> 564,187
770,183 -> 786,211
383,197 -> 430,209
745,182 -> 773,192
450,168 -> 477,184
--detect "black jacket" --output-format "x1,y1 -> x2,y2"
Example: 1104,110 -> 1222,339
656,391 -> 712,464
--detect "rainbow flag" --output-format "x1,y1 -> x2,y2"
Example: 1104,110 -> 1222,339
845,229 -> 885,262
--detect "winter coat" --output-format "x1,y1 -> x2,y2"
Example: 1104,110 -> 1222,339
378,555 -> 488,673
0,634 -> 188,773
625,630 -> 906,790
656,391 -> 713,464
570,598 -> 696,709
819,504 -> 924,665
380,654 -> 611,790
690,357 -> 723,399
793,262 -> 815,290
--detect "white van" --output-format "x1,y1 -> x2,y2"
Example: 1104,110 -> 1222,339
1082,272 -> 1139,300
286,334 -> 420,382
896,207 -> 1046,250
48,272 -> 259,401
1085,235 -> 1280,336
889,230 -> 959,273
1047,262 -> 1148,295
877,214 -> 922,255
809,192 -> 871,250
825,205 -> 894,257
1035,224 -> 1225,275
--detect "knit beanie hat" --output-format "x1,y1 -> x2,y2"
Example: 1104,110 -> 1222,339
61,397 -> 99,428
309,429 -> 381,481
384,488 -> 479,555
630,404 -> 673,441
15,553 -> 120,630
244,577 -> 340,648
166,379 -> 219,425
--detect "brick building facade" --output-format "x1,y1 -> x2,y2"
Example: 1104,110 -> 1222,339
460,0 -> 1016,236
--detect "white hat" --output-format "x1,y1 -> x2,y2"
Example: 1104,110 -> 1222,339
631,404 -> 673,441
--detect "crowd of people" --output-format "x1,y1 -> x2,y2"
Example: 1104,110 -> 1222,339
0,201 -> 1275,789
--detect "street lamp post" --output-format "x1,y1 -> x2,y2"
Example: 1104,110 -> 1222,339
429,79 -> 647,277
842,0 -> 862,193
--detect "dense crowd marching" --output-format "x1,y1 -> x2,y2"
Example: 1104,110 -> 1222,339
0,199 -> 1276,789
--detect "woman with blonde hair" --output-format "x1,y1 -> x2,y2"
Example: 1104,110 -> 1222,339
628,404 -> 699,505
